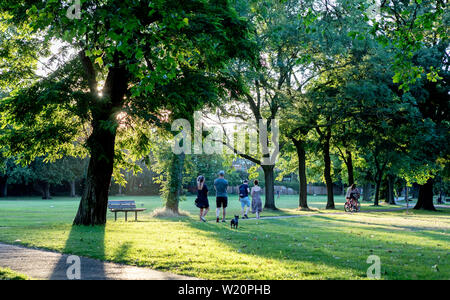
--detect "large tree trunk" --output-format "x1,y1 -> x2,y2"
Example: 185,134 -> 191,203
262,165 -> 276,210
73,58 -> 127,226
70,180 -> 76,198
293,138 -> 308,209
165,152 -> 186,214
414,178 -> 436,211
322,133 -> 334,209
345,150 -> 354,186
73,121 -> 117,225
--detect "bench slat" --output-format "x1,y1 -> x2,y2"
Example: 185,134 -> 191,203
108,200 -> 137,209
110,208 -> 137,211
108,200 -> 146,221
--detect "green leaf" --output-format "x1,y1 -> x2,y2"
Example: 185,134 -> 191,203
94,57 -> 103,67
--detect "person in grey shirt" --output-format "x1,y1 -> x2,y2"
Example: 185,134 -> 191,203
214,170 -> 228,223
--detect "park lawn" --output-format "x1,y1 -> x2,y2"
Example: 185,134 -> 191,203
0,194 -> 405,228
0,267 -> 29,280
0,196 -> 448,280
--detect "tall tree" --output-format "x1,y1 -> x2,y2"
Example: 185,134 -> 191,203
214,0 -> 313,209
0,0 -> 254,225
371,0 -> 449,210
278,0 -> 379,209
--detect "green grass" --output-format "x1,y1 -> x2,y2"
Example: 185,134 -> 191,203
0,195 -> 448,280
0,267 -> 29,280
0,194 -> 405,227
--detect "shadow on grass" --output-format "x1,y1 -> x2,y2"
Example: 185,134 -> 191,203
311,213 -> 450,244
314,210 -> 449,228
184,214 -> 449,279
111,241 -> 133,263
49,225 -> 105,280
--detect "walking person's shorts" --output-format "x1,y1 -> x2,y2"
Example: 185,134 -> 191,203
216,196 -> 228,208
240,196 -> 251,208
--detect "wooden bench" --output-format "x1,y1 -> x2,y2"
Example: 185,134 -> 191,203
108,200 -> 146,221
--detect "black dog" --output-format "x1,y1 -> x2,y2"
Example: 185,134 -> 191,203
230,215 -> 239,229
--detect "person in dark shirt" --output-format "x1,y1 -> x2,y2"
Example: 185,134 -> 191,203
214,170 -> 228,223
195,175 -> 209,222
239,180 -> 250,219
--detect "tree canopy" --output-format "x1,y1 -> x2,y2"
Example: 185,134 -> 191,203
0,0 -> 448,224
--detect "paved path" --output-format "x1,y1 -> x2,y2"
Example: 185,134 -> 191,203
0,242 -> 195,280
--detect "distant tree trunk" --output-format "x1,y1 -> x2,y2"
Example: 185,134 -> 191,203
41,182 -> 51,199
40,185 -> 44,198
346,150 -> 354,186
387,175 -> 395,204
262,164 -> 276,210
322,130 -> 334,209
374,178 -> 382,206
70,180 -> 76,197
437,177 -> 444,204
0,176 -> 7,197
411,184 -> 419,199
414,178 -> 436,211
363,183 -> 371,201
45,183 -> 51,199
405,183 -> 409,208
118,184 -> 122,196
293,138 -> 308,209
165,152 -> 186,214
382,180 -> 389,203
130,171 -> 137,194
373,157 -> 387,206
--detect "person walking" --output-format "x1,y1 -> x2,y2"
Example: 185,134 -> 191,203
214,170 -> 229,223
239,180 -> 250,219
251,180 -> 263,219
195,175 -> 209,222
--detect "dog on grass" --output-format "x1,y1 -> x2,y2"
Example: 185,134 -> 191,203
230,215 -> 239,229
